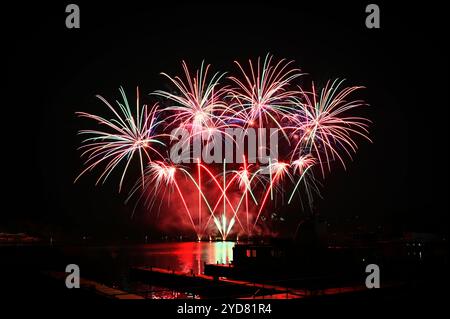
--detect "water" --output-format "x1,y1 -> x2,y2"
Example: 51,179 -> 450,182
62,241 -> 235,298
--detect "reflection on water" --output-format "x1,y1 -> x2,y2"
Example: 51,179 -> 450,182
63,241 -> 235,298
139,241 -> 234,274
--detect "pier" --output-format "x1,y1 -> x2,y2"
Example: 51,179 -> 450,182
130,266 -> 375,299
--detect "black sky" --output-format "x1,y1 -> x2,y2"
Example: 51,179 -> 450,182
3,1 -> 448,237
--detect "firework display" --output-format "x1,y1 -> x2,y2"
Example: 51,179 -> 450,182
76,54 -> 371,239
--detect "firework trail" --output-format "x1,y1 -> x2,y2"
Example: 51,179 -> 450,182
288,154 -> 318,205
252,160 -> 294,230
127,160 -> 177,215
128,160 -> 201,238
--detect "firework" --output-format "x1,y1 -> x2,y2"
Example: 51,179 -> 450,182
287,79 -> 372,176
228,54 -> 302,135
153,61 -> 231,134
291,154 -> 316,175
75,87 -> 166,192
252,160 -> 294,230
129,160 -> 201,237
288,154 -> 318,205
76,56 -> 371,239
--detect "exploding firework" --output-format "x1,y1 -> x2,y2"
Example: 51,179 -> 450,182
288,154 -> 319,206
153,61 -> 231,135
75,87 -> 166,192
228,54 -> 302,134
75,55 -> 371,239
287,79 -> 372,176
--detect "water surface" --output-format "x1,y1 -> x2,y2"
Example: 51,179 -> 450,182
63,241 -> 235,297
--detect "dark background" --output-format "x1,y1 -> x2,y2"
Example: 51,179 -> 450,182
3,1 -> 448,240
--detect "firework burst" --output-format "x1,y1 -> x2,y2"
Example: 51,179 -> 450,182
287,79 -> 372,176
228,54 -> 302,133
75,56 -> 372,239
75,87 -> 166,192
153,61 -> 232,134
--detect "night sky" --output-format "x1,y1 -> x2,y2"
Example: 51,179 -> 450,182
3,2 -> 448,238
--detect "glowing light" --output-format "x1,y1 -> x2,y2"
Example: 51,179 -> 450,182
76,56 -> 371,238
75,87 -> 165,192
